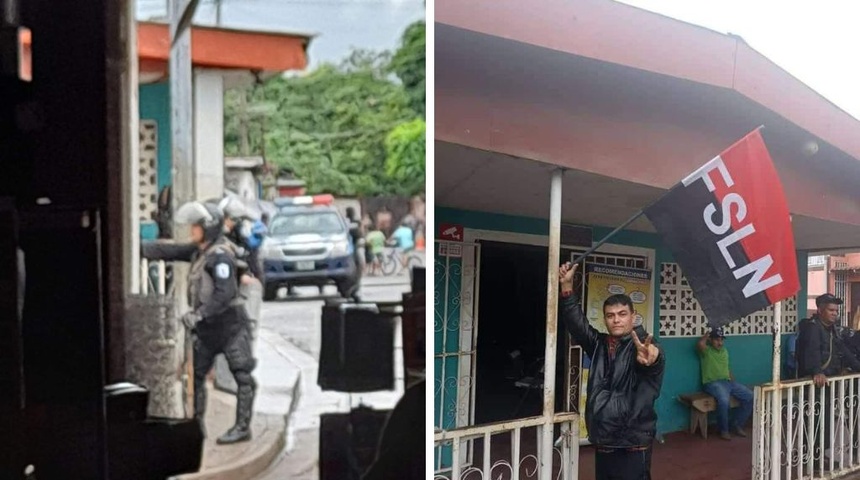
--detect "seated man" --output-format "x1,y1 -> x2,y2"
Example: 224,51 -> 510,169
697,327 -> 753,440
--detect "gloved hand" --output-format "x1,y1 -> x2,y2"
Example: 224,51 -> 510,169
180,311 -> 202,330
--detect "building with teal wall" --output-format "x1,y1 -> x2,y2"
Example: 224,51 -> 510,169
434,206 -> 808,446
138,82 -> 171,240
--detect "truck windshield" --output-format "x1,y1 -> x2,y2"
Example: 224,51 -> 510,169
270,211 -> 344,236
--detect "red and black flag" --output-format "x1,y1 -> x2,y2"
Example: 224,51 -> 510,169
643,129 -> 800,328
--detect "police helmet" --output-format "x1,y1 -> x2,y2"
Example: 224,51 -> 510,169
218,194 -> 261,222
175,201 -> 224,243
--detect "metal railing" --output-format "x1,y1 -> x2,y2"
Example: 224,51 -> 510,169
434,412 -> 580,480
140,258 -> 169,295
754,374 -> 860,479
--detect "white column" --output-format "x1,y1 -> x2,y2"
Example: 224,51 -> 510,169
193,69 -> 225,200
541,169 -> 564,480
125,8 -> 140,294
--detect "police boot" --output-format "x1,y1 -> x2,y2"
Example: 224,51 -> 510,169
216,385 -> 254,444
194,386 -> 208,438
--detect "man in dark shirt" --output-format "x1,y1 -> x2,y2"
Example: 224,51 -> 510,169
797,294 -> 860,384
796,293 -> 860,461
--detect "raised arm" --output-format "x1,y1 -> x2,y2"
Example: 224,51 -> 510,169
696,331 -> 709,355
140,241 -> 198,262
559,262 -> 600,354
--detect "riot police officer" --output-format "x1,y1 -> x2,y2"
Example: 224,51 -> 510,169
141,201 -> 256,445
218,194 -> 266,279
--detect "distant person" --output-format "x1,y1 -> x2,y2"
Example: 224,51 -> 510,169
558,262 -> 664,479
696,327 -> 753,440
400,195 -> 425,250
366,227 -> 386,276
345,207 -> 366,273
389,218 -> 416,268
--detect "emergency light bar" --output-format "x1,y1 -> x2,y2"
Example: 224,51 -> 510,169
274,194 -> 334,207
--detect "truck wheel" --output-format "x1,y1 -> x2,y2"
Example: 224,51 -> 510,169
263,282 -> 279,301
336,279 -> 359,301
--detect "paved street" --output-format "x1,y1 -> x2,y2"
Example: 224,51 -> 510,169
252,278 -> 411,479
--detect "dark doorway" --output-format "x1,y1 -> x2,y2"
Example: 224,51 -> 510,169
473,241 -> 571,425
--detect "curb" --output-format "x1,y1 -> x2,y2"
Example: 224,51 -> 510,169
171,416 -> 284,480
173,372 -> 303,480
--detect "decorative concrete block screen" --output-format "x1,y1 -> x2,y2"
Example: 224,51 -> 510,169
139,120 -> 158,222
659,262 -> 798,337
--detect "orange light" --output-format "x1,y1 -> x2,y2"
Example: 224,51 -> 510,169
312,194 -> 334,205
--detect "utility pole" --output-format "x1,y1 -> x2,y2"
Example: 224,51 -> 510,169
169,0 -> 195,219
169,0 -> 199,417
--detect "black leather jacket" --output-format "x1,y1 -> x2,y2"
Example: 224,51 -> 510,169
560,294 -> 665,448
797,315 -> 860,377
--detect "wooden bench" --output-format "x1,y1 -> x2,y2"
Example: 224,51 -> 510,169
678,392 -> 740,439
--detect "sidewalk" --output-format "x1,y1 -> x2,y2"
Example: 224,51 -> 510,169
172,388 -> 286,480
253,326 -> 405,479
173,329 -> 303,480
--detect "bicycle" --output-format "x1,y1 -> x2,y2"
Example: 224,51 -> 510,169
378,247 -> 425,276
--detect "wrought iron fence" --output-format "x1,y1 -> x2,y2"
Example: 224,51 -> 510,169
754,374 -> 860,479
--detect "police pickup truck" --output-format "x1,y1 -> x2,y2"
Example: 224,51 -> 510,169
260,195 -> 360,301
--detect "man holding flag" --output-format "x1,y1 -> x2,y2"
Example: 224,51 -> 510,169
557,127 -> 798,475
559,262 -> 664,479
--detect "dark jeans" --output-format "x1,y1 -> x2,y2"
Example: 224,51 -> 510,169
595,445 -> 652,480
703,380 -> 754,433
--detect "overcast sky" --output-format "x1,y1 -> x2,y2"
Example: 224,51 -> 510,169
137,0 -> 425,69
618,1 -> 860,121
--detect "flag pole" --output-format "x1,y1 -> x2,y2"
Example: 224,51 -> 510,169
571,210 -> 646,265
772,301 -> 782,386
570,126 -> 767,266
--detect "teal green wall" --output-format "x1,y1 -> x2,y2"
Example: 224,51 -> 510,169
435,207 -> 808,435
139,82 -> 172,239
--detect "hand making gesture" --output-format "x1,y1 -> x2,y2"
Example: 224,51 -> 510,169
632,330 -> 660,367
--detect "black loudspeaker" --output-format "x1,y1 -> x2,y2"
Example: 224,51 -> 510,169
318,303 -> 395,392
144,418 -> 205,478
16,209 -> 106,479
319,407 -> 391,480
410,266 -> 425,293
401,291 -> 426,378
106,384 -> 149,480
104,383 -> 203,480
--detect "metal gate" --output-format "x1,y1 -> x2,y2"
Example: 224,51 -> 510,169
434,239 -> 581,480
435,241 -> 481,471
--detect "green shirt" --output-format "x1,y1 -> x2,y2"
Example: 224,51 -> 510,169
699,345 -> 731,384
367,230 -> 385,254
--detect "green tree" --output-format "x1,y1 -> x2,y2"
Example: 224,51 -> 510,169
384,118 -> 425,195
224,51 -> 416,196
389,21 -> 425,116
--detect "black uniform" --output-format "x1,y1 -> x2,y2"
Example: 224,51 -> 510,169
141,237 -> 256,435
